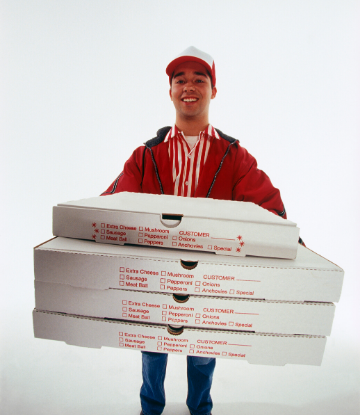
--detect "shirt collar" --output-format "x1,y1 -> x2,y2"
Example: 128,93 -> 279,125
164,124 -> 220,142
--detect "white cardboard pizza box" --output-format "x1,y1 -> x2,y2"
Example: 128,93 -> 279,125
52,192 -> 299,259
34,281 -> 335,335
34,237 -> 344,302
33,309 -> 326,366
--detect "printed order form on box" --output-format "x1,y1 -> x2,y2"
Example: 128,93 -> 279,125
33,310 -> 326,366
34,237 -> 344,302
52,192 -> 300,259
35,281 -> 335,335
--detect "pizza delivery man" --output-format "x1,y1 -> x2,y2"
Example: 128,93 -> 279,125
102,46 -> 289,415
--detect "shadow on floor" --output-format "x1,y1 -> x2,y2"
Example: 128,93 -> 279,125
2,392 -> 358,415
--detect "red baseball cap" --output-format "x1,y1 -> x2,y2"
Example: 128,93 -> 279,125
166,46 -> 216,87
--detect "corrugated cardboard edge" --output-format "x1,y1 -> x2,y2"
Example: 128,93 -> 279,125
304,246 -> 344,272
34,237 -> 57,250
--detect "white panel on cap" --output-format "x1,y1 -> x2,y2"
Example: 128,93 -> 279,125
177,46 -> 214,67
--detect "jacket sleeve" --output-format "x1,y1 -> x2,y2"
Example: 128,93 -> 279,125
232,145 -> 287,219
101,146 -> 145,195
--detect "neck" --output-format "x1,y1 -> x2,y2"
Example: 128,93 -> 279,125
175,115 -> 210,136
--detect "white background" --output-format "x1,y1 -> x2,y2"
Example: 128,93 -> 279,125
1,1 -> 359,414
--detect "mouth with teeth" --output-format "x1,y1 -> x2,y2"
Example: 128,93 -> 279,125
181,97 -> 199,103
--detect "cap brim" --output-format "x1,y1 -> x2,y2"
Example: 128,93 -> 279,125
166,56 -> 212,78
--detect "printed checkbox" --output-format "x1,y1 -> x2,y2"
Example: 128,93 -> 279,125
162,304 -> 167,309
120,281 -> 124,286
162,317 -> 166,322
120,267 -> 125,272
195,288 -> 200,292
101,223 -> 105,228
207,245 -> 212,249
195,281 -> 200,286
101,235 -> 105,240
138,232 -> 143,237
195,319 -> 200,324
172,236 -> 177,240
190,344 -> 195,349
119,332 -> 123,336
157,341 -> 162,346
160,285 -> 165,290
119,343 -> 124,347
229,289 -> 235,294
162,311 -> 167,315
119,337 -> 123,341
120,274 -> 125,280
229,322 -> 234,326
222,352 -> 227,356
157,347 -> 162,351
138,238 -> 143,243
158,336 -> 162,340
122,313 -> 127,318
172,242 -> 177,246
160,278 -> 165,283
195,313 -> 200,318
122,307 -> 127,312
189,349 -> 194,354
139,226 -> 143,231
161,271 -> 166,276
101,229 -> 105,234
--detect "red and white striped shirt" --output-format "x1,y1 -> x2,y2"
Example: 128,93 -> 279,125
164,124 -> 220,197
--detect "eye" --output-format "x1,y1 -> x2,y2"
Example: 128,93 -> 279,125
176,79 -> 185,84
195,79 -> 205,83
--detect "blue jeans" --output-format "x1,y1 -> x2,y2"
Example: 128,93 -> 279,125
140,351 -> 215,415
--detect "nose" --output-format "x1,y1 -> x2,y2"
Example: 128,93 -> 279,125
184,83 -> 195,92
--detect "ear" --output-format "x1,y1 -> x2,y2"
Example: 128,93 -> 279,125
211,86 -> 217,100
169,88 -> 173,101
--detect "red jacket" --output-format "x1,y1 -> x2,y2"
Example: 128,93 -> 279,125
102,127 -> 287,219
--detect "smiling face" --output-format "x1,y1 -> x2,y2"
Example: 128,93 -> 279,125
169,61 -> 217,127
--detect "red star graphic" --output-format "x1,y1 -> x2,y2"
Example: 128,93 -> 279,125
237,235 -> 242,241
92,234 -> 96,239
236,247 -> 241,253
92,222 -> 96,227
95,229 -> 99,233
240,241 -> 245,247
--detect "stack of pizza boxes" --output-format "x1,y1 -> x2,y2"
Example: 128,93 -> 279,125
33,192 -> 344,366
